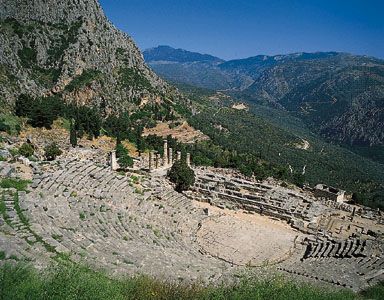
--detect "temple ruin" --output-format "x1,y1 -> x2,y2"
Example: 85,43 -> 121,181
144,140 -> 191,172
314,183 -> 348,202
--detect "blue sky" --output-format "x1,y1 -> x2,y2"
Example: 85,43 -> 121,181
99,0 -> 384,60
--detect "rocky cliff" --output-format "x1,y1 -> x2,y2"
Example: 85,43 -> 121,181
0,0 -> 180,114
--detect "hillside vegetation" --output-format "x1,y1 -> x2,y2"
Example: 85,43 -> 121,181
176,84 -> 384,209
145,48 -> 384,147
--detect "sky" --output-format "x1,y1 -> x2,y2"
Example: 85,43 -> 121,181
99,0 -> 384,60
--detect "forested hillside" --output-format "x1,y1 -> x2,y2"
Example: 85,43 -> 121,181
145,48 -> 384,147
175,84 -> 384,209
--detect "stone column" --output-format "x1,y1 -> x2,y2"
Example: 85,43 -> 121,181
186,153 -> 191,167
163,140 -> 168,167
156,153 -> 161,169
177,151 -> 181,161
168,148 -> 173,165
110,150 -> 118,171
149,151 -> 154,171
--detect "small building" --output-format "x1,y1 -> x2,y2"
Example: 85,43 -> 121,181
314,184 -> 347,203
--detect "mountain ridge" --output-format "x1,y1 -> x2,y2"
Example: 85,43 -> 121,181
144,45 -> 224,64
145,46 -> 384,146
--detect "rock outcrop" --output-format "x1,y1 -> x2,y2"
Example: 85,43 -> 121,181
0,0 -> 180,113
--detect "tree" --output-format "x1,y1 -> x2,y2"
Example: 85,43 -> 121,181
44,143 -> 62,161
15,94 -> 33,117
239,164 -> 253,178
70,120 -> 77,147
18,143 -> 34,158
115,142 -> 133,169
168,160 -> 195,192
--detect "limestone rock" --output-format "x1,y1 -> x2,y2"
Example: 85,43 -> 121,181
0,0 -> 184,113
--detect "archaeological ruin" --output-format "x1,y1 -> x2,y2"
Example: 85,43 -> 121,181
0,137 -> 383,292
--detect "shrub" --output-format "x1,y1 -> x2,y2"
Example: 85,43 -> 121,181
0,178 -> 31,191
119,67 -> 152,90
65,69 -> 101,92
0,114 -> 21,135
9,148 -> 19,157
44,143 -> 62,161
168,160 -> 195,192
18,143 -> 34,158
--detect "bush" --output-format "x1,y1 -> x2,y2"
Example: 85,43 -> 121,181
9,148 -> 19,157
0,178 -> 31,191
18,143 -> 34,158
44,143 -> 62,161
65,69 -> 101,92
0,114 -> 22,135
168,160 -> 195,192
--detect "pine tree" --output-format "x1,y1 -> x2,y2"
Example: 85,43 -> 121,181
70,120 -> 77,148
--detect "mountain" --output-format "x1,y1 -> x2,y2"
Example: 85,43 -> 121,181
241,53 -> 384,146
178,84 -> 384,208
143,46 -> 249,90
0,0 -> 181,115
218,52 -> 341,84
144,45 -> 223,63
145,47 -> 384,146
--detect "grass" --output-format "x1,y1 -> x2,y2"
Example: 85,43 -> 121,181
360,282 -> 384,300
0,262 -> 368,300
153,228 -> 162,238
0,178 -> 31,191
52,234 -> 63,242
9,254 -> 19,261
130,175 -> 139,184
0,193 -> 11,226
79,212 -> 86,221
10,192 -> 57,255
13,192 -> 29,226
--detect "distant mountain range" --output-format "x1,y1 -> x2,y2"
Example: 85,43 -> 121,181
144,45 -> 224,64
144,46 -> 384,146
144,46 -> 239,90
